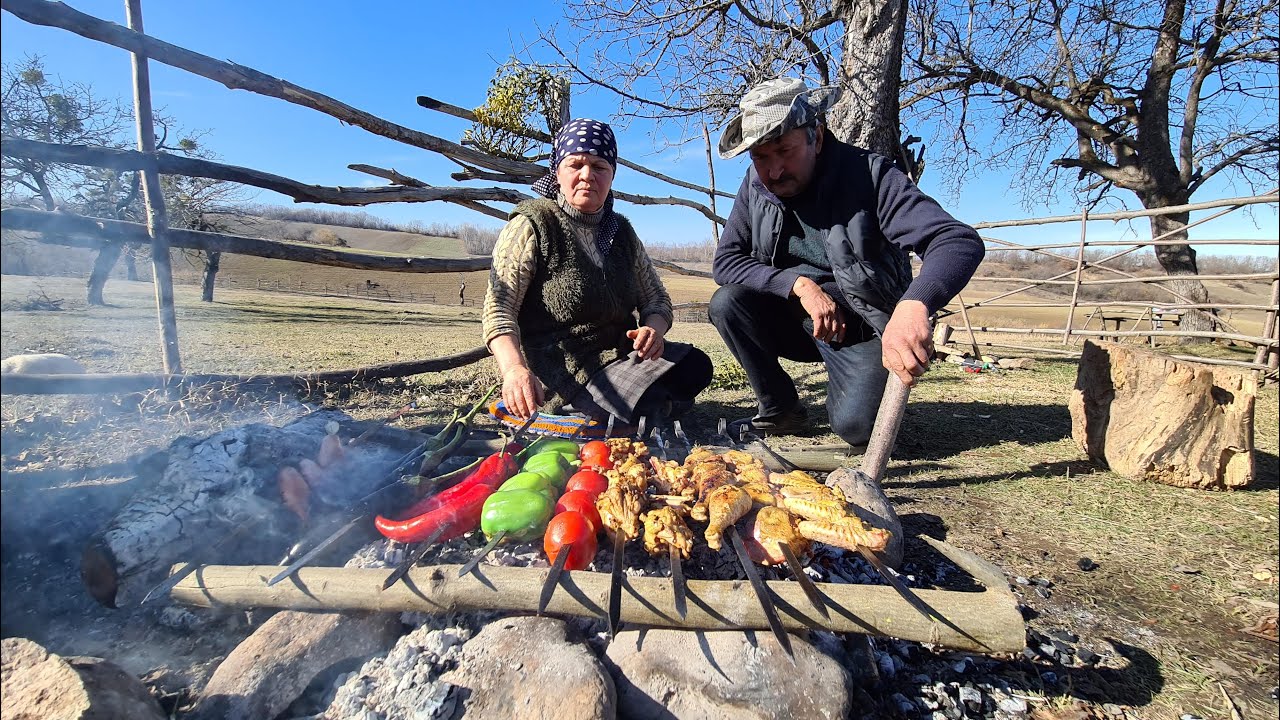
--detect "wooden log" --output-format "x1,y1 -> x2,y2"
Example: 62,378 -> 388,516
1,0 -> 542,179
0,136 -> 530,208
0,347 -> 489,395
169,563 -> 1025,653
80,412 -> 410,607
1069,341 -> 1256,489
2,208 -> 493,273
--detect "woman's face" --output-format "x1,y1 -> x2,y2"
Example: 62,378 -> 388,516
556,153 -> 614,213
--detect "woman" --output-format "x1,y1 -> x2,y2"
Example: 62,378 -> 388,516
482,119 -> 712,423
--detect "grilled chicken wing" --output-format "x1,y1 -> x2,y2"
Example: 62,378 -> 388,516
740,481 -> 780,507
649,457 -> 696,498
797,516 -> 891,553
597,482 -> 646,540
704,484 -> 752,550
768,470 -> 825,488
782,496 -> 850,522
641,506 -> 694,559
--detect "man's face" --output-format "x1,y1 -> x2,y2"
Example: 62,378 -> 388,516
748,126 -> 822,198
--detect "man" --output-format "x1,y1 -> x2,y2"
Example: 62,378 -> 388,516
711,79 -> 985,566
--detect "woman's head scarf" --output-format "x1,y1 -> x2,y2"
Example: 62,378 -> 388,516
531,119 -> 620,256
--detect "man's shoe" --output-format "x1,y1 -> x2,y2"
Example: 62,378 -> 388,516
729,404 -> 809,437
825,466 -> 904,569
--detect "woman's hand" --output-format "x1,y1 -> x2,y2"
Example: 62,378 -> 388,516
627,325 -> 666,361
502,366 -> 545,418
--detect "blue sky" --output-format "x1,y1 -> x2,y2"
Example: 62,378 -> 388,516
3,0 -> 1276,256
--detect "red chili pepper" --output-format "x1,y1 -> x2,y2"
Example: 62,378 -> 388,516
375,481 -> 495,543
393,449 -> 520,520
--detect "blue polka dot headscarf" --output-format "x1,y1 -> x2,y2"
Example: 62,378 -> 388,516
531,118 -> 619,200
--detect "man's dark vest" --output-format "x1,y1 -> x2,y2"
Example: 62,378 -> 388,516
744,137 -> 913,334
511,198 -> 641,410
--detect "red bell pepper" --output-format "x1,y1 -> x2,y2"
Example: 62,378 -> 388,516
375,481 -> 495,543
394,449 -> 520,520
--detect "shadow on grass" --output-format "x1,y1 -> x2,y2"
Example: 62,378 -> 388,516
899,400 -> 1072,459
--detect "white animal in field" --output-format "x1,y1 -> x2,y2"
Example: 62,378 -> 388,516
0,353 -> 87,375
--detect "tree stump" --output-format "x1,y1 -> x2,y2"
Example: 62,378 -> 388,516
1069,341 -> 1256,489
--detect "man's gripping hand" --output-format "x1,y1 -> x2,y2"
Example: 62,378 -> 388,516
792,277 -> 847,344
881,300 -> 933,386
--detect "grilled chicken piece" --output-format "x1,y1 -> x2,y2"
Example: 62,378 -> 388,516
721,449 -> 759,469
778,483 -> 845,503
768,470 -> 824,488
606,437 -> 649,465
748,506 -> 808,566
641,506 -> 694,559
782,496 -> 850,522
649,457 -> 696,498
797,517 -> 891,553
740,481 -> 780,507
685,446 -> 720,464
608,454 -> 651,490
597,482 -> 646,540
704,484 -> 752,550
735,464 -> 769,486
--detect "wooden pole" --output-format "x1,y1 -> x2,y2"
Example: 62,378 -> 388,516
1062,208 -> 1089,345
702,122 -> 720,245
125,0 -> 181,374
167,563 -> 1026,653
1255,279 -> 1279,369
954,292 -> 982,358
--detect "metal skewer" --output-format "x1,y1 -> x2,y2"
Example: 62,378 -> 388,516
537,546 -> 572,615
651,420 -> 688,619
380,525 -> 449,591
457,531 -> 506,578
142,515 -> 262,604
779,541 -> 829,620
606,414 -> 644,638
267,516 -> 363,586
727,524 -> 795,663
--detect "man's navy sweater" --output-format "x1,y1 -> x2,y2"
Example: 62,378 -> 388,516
712,135 -> 985,318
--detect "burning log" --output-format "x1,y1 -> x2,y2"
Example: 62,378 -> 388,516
80,411 -> 413,607
167,558 -> 1025,653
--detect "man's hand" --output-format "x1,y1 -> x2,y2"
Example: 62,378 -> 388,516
881,300 -> 933,386
627,325 -> 666,361
501,365 -> 545,418
793,277 -> 846,344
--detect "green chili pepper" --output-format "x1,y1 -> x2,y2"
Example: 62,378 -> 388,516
498,471 -> 555,499
480,488 -> 555,542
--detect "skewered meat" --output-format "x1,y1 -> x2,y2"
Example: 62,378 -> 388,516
748,506 -> 809,566
649,457 -> 696,498
740,481 -> 780,507
782,496 -> 850,522
797,516 -> 891,553
778,483 -> 845,503
641,506 -> 694,559
596,482 -> 646,540
704,484 -> 752,550
607,454 -> 651,490
768,470 -> 825,488
721,449 -> 760,469
606,438 -> 649,465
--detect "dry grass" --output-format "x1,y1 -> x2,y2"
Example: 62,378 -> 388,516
2,271 -> 1277,719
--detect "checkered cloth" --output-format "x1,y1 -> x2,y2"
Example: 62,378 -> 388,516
489,340 -> 695,437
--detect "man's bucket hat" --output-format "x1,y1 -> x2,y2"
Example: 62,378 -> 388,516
717,77 -> 841,159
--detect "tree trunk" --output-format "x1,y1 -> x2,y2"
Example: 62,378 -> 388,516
122,245 -> 139,281
826,0 -> 906,159
201,250 -> 220,302
86,243 -> 123,306
1147,209 -> 1213,337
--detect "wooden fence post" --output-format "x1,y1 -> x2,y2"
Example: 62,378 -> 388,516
953,292 -> 982,359
125,0 -> 181,375
1062,208 -> 1089,345
1257,278 -> 1279,373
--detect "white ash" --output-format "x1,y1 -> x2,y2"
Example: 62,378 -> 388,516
321,623 -> 471,720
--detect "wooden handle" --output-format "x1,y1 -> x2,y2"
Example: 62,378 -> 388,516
859,374 -> 911,483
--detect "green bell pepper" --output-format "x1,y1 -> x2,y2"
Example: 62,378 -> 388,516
521,452 -> 573,489
480,488 -> 555,542
517,438 -> 580,465
498,471 -> 556,499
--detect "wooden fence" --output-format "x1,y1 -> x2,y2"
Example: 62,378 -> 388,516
1,0 -> 1276,394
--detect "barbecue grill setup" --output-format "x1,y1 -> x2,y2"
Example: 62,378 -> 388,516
149,379 -> 1026,656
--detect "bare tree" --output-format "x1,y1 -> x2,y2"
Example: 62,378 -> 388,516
902,0 -> 1279,332
1,55 -> 129,209
548,1 -> 910,159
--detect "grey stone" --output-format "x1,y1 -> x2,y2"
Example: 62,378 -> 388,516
958,685 -> 983,708
443,616 -> 614,720
996,358 -> 1037,370
606,629 -> 850,720
1,637 -> 166,720
998,697 -> 1028,713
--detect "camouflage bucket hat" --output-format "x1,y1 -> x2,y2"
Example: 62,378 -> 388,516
717,78 -> 840,159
